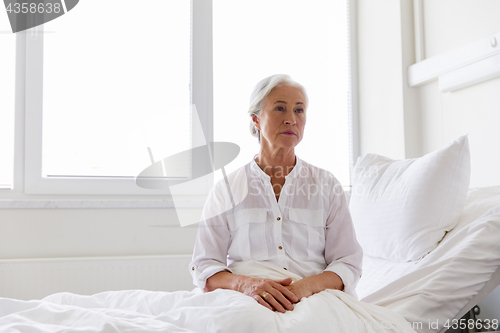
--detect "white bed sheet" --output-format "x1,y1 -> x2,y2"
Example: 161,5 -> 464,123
356,186 -> 500,333
0,261 -> 417,333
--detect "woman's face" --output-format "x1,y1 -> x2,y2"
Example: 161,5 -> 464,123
252,84 -> 307,150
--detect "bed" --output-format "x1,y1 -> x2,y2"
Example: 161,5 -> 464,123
356,186 -> 500,333
1,135 -> 499,333
349,135 -> 500,333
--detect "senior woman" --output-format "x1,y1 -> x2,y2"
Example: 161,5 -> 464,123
189,74 -> 362,314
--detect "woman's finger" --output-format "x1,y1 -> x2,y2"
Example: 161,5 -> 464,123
276,277 -> 293,286
270,289 -> 293,311
254,294 -> 274,311
261,292 -> 287,313
270,281 -> 299,303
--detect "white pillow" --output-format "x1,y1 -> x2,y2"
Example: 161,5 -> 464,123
349,135 -> 471,262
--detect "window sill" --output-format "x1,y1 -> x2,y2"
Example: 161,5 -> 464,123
0,198 -> 206,209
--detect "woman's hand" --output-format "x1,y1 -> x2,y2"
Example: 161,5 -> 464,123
283,279 -> 315,301
235,276 -> 299,313
284,271 -> 344,303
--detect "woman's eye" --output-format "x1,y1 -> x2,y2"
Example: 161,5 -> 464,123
275,106 -> 284,111
295,108 -> 304,113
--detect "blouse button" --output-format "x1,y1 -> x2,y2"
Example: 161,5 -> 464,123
278,246 -> 283,250
277,217 -> 281,221
191,267 -> 195,271
283,267 -> 287,270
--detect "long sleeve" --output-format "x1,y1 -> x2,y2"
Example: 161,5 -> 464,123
189,181 -> 234,291
323,177 -> 363,297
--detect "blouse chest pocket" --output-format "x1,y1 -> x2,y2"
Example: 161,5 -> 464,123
227,208 -> 268,261
228,208 -> 267,231
288,208 -> 325,228
287,208 -> 325,260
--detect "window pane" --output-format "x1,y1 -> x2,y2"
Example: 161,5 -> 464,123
42,0 -> 191,177
213,0 -> 350,186
0,15 -> 15,189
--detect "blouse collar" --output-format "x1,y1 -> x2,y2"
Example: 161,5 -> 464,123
250,155 -> 303,180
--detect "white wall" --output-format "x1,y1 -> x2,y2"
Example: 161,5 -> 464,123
358,0 -> 500,188
0,208 -> 199,259
357,0 -> 500,322
420,0 -> 500,188
358,0 -> 423,160
357,0 -> 408,160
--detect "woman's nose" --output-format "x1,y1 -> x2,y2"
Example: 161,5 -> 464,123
284,115 -> 297,125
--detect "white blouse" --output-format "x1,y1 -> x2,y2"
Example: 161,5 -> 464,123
189,156 -> 363,296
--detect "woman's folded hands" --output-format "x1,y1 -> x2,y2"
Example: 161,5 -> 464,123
204,271 -> 299,313
235,276 -> 299,313
204,270 -> 343,313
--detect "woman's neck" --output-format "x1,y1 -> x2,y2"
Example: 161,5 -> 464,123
255,147 -> 296,178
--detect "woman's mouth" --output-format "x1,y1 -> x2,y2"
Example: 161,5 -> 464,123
281,131 -> 296,135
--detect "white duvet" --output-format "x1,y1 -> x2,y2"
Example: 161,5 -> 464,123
0,261 -> 416,333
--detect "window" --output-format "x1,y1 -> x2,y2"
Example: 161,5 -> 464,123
0,15 -> 16,189
41,1 -> 190,179
213,0 -> 352,186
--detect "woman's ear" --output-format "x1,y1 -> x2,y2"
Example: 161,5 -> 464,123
251,114 -> 260,131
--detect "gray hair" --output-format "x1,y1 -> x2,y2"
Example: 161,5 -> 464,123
248,74 -> 308,142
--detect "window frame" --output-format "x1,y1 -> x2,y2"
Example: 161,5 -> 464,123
2,0 -> 359,205
347,0 -> 361,182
